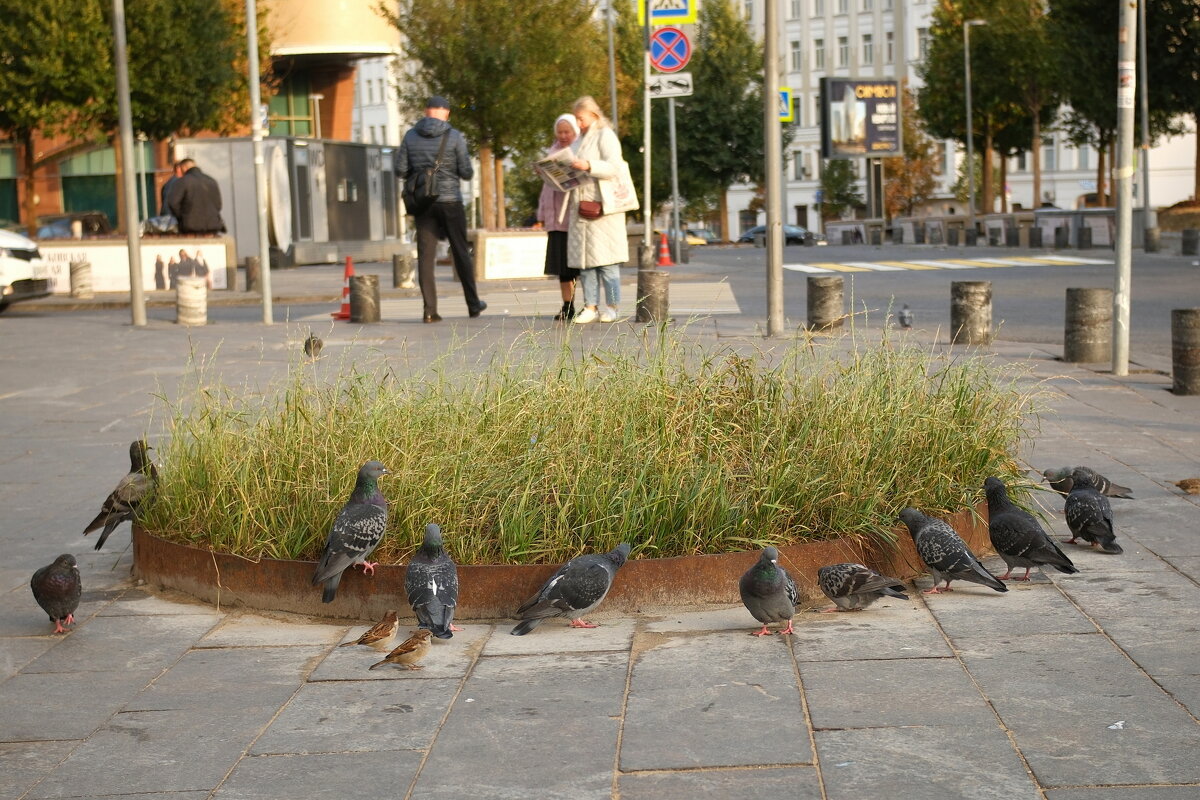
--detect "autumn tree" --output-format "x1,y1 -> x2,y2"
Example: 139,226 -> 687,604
883,86 -> 938,219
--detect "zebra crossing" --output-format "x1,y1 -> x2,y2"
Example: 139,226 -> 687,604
783,255 -> 1114,274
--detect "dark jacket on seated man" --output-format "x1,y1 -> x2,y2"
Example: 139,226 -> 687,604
168,164 -> 226,235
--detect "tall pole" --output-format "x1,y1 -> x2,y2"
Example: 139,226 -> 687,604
1138,0 -> 1157,252
111,0 -> 145,326
607,0 -> 619,136
246,0 -> 273,324
669,97 -> 682,260
963,19 -> 985,236
764,0 -> 783,336
642,2 -> 653,264
1113,2 -> 1137,375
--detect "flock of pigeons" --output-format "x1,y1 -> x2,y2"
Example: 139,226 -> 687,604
29,445 -> 1133,670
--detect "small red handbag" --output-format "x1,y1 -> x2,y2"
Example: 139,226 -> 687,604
578,200 -> 603,220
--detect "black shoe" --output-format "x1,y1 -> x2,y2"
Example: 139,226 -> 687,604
423,313 -> 442,324
469,301 -> 487,318
554,301 -> 576,321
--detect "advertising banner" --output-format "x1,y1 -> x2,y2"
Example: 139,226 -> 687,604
819,78 -> 902,159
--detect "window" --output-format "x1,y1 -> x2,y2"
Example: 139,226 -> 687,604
918,27 -> 932,59
814,38 -> 825,70
791,40 -> 803,71
378,79 -> 386,105
790,0 -> 802,18
836,0 -> 847,13
838,36 -> 849,67
367,80 -> 375,105
1017,152 -> 1027,171
883,0 -> 892,7
813,0 -> 823,14
885,31 -> 894,63
1077,145 -> 1091,170
793,152 -> 805,180
862,34 -> 873,65
1042,137 -> 1056,171
862,0 -> 872,10
744,0 -> 752,20
791,96 -> 802,126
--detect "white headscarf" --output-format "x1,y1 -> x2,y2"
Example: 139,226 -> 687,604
554,113 -> 580,139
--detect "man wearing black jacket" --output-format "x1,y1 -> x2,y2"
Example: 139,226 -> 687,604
167,158 -> 226,235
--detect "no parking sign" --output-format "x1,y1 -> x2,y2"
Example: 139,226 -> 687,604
650,26 -> 691,73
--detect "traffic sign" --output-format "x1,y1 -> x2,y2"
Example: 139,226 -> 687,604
779,89 -> 794,122
650,26 -> 691,73
638,0 -> 698,26
649,72 -> 694,99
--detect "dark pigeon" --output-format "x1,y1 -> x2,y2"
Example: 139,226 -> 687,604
303,331 -> 323,359
405,523 -> 461,639
899,507 -> 1008,594
312,461 -> 391,603
31,554 -> 81,634
1043,466 -> 1133,499
510,543 -> 631,636
985,476 -> 1078,580
739,546 -> 799,634
817,562 -> 908,612
83,440 -> 157,551
1063,468 -> 1123,554
897,304 -> 914,329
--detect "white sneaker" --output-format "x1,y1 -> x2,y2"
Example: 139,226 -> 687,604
574,307 -> 599,324
599,306 -> 619,323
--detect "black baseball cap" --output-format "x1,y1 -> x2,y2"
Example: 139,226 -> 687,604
426,95 -> 450,109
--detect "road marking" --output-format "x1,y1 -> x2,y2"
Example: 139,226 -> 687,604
808,262 -> 871,272
841,261 -> 908,271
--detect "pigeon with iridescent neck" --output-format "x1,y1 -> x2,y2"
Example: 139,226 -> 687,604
312,460 -> 390,603
405,523 -> 461,639
739,546 -> 799,634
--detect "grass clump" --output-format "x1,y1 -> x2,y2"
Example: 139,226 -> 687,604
140,327 -> 1040,565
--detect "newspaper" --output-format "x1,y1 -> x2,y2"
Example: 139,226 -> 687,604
534,147 -> 592,192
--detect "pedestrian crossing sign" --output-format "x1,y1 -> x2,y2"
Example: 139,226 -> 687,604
638,0 -> 697,26
779,89 -> 794,122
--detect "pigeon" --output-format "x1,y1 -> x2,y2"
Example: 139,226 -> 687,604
338,610 -> 399,648
897,304 -> 914,329
83,440 -> 158,551
739,546 -> 799,634
312,460 -> 391,603
303,331 -> 323,359
510,543 -> 631,636
368,628 -> 433,671
899,507 -> 1008,594
817,562 -> 908,612
1174,478 -> 1200,495
404,523 -> 462,639
984,476 -> 1078,580
1063,468 -> 1123,554
1043,466 -> 1133,499
31,554 -> 82,634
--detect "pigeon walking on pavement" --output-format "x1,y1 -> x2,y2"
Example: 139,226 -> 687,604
817,562 -> 908,612
339,610 -> 399,648
83,440 -> 157,551
31,554 -> 81,634
985,476 -> 1078,580
312,460 -> 391,603
1063,468 -> 1123,554
510,543 -> 632,636
899,507 -> 1008,594
303,331 -> 323,359
1043,466 -> 1133,499
405,523 -> 462,639
897,304 -> 914,330
368,629 -> 433,670
739,546 -> 799,634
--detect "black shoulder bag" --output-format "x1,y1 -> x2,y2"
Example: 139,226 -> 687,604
403,131 -> 450,216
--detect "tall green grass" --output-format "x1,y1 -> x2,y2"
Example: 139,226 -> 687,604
140,327 -> 1041,564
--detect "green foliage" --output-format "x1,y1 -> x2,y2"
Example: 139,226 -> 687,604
818,159 -> 864,219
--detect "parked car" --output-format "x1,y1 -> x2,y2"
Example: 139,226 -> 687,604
687,228 -> 721,245
36,211 -> 113,239
0,228 -> 51,312
736,224 -> 816,246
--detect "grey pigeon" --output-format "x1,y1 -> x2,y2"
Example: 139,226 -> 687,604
303,331 -> 323,359
1043,466 -> 1133,499
817,562 -> 907,612
899,507 -> 1008,594
31,554 -> 81,634
985,476 -> 1078,580
404,523 -> 461,639
739,546 -> 799,634
897,304 -> 914,329
510,543 -> 631,635
312,460 -> 391,603
1063,468 -> 1123,554
83,440 -> 157,551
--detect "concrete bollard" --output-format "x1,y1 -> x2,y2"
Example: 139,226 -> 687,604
635,269 -> 670,323
950,280 -> 992,345
946,227 -> 958,247
225,263 -> 237,292
1171,308 -> 1200,395
1181,229 -> 1199,256
1063,288 -> 1113,363
1029,226 -> 1043,249
841,230 -> 853,246
1077,226 -> 1092,250
1143,227 -> 1160,253
988,228 -> 1001,247
69,260 -> 93,299
246,256 -> 261,294
1005,228 -> 1019,247
964,228 -> 978,247
392,252 -> 416,288
893,226 -> 904,245
1054,226 -> 1069,249
914,225 -> 926,244
806,276 -> 844,331
175,277 -> 207,326
869,228 -> 882,246
349,274 -> 381,323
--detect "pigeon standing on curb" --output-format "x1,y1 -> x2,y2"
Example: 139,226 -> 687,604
817,562 -> 908,612
1043,466 -> 1133,499
985,476 -> 1078,580
510,543 -> 632,635
899,507 -> 1008,594
339,610 -> 399,648
368,629 -> 432,670
405,523 -> 462,639
739,546 -> 799,634
312,460 -> 391,603
31,554 -> 81,634
303,331 -> 323,359
897,304 -> 914,330
83,440 -> 157,551
1064,469 -> 1123,554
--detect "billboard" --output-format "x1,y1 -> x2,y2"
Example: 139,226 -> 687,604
819,78 -> 901,159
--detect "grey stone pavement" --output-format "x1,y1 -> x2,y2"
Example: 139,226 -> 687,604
2,252 -> 1199,799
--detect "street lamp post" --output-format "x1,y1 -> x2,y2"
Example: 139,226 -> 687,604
963,19 -> 986,237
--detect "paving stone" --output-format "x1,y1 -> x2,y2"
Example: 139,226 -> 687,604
410,653 -> 627,799
642,605 -> 753,634
196,613 -> 347,648
251,678 -> 459,754
20,615 -> 217,674
0,741 -> 77,800
482,617 -> 634,656
816,725 -> 1042,799
1162,555 -> 1200,583
925,579 -> 1096,640
0,585 -> 121,638
124,646 -> 325,712
0,669 -> 159,742
0,636 -> 55,680
96,588 -> 218,617
621,632 -> 811,771
1046,788 -> 1200,800
618,766 -> 822,799
790,602 -> 952,661
310,622 -> 489,681
214,751 -> 424,799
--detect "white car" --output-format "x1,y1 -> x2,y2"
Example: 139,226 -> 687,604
0,229 -> 51,312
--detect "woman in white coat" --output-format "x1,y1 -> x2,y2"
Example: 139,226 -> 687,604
567,96 -> 629,324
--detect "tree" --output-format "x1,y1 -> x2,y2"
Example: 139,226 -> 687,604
819,159 -> 864,220
1145,0 -> 1200,199
883,85 -> 939,219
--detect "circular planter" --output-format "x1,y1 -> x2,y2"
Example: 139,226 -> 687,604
132,506 -> 989,621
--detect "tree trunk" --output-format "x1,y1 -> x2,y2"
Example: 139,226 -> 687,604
479,145 -> 495,230
493,157 -> 506,229
19,131 -> 38,241
999,154 -> 1008,213
982,124 -> 994,216
719,191 -> 729,240
113,136 -> 128,235
1096,139 -> 1107,208
1031,114 -> 1041,210
1195,115 -> 1199,201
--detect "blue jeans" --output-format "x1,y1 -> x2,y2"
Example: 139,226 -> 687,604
578,264 -> 621,307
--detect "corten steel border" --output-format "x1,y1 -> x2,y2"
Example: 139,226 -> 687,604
131,505 -> 989,622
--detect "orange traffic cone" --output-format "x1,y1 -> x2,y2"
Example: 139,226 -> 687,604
656,232 -> 675,267
331,256 -> 354,320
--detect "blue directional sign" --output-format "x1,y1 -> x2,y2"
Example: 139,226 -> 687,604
650,26 -> 691,74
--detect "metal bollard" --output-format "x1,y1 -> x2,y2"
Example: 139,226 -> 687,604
869,228 -> 882,246
841,230 -> 853,246
635,269 -> 670,323
69,260 -> 93,299
964,228 -> 978,247
1029,226 -> 1043,249
1005,228 -> 1019,247
950,280 -> 992,345
175,277 -> 207,326
1054,226 -> 1069,249
1063,288 -> 1113,363
392,252 -> 415,289
1181,229 -> 1199,256
1171,308 -> 1200,395
946,227 -> 958,247
806,276 -> 844,331
246,256 -> 261,294
349,274 -> 381,323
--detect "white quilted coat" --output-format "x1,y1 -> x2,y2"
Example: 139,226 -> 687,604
566,123 -> 630,269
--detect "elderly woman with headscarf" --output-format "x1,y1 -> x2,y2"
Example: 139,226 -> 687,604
536,113 -> 581,321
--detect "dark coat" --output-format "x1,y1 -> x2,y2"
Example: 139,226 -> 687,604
395,117 -> 473,205
168,167 -> 225,234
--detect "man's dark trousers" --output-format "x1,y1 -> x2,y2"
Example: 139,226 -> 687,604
415,201 -> 482,317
